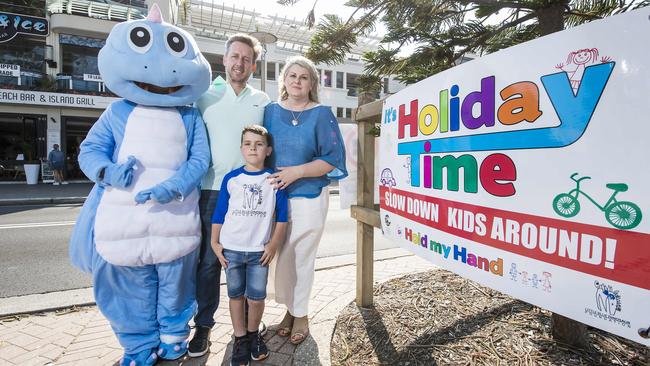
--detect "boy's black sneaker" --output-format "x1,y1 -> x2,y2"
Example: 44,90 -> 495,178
188,326 -> 211,357
231,335 -> 251,366
248,330 -> 269,361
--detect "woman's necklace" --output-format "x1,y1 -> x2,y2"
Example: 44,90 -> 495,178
288,100 -> 311,126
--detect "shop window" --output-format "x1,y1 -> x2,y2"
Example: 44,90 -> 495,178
278,62 -> 285,77
205,54 -> 226,80
336,107 -> 344,118
63,117 -> 96,179
347,73 -> 359,97
267,62 -> 276,81
60,35 -> 105,93
253,61 -> 262,79
336,71 -> 344,89
0,37 -> 46,89
0,113 -> 47,182
346,108 -> 352,118
323,70 -> 332,87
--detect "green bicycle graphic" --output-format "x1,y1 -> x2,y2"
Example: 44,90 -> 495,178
552,173 -> 642,230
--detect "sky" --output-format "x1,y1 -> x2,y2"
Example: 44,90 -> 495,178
218,0 -> 358,25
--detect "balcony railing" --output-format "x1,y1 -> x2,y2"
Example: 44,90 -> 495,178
47,0 -> 146,21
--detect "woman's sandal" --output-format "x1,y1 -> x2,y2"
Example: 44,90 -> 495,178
276,311 -> 294,337
289,316 -> 309,345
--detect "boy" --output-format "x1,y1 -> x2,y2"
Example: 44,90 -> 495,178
211,125 -> 288,366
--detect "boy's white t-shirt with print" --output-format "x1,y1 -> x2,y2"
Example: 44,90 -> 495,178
211,166 -> 288,252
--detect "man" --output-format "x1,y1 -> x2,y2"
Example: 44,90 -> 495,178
189,33 -> 271,358
48,144 -> 67,185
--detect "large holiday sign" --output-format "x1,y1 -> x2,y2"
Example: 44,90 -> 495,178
379,8 -> 650,345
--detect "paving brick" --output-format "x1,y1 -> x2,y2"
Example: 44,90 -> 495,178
210,323 -> 231,340
74,328 -> 116,343
210,340 -> 227,355
9,343 -> 59,364
205,349 -> 225,365
22,337 -> 58,352
318,286 -> 337,296
55,347 -> 105,363
51,333 -> 76,348
0,344 -> 25,361
263,306 -> 285,315
97,348 -> 122,365
21,356 -> 51,366
39,344 -> 65,360
18,324 -> 51,338
66,336 -> 115,352
62,325 -> 85,336
215,333 -> 232,345
7,332 -> 39,348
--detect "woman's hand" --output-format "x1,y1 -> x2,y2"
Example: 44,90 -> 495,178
270,166 -> 304,189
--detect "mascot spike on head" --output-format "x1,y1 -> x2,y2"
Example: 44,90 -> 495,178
70,4 -> 211,365
98,3 -> 211,106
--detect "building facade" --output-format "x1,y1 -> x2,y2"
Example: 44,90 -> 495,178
0,0 -> 403,181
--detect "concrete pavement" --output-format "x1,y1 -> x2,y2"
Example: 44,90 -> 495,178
0,252 -> 431,365
0,181 -> 431,365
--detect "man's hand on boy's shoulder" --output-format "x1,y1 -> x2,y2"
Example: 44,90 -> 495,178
212,242 -> 228,268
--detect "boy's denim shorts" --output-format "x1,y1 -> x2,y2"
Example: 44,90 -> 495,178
223,249 -> 268,301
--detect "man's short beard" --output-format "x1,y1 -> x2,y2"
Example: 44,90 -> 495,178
227,69 -> 250,83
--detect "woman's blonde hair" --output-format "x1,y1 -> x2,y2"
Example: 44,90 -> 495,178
278,56 -> 320,103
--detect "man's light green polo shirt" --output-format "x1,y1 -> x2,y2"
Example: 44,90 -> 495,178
196,76 -> 271,191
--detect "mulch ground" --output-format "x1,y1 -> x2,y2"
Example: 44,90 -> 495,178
330,269 -> 649,365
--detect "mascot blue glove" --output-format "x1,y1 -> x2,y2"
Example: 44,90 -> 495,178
69,4 -> 210,365
135,182 -> 179,204
101,156 -> 137,188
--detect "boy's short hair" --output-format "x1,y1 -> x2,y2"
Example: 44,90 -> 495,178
241,125 -> 271,145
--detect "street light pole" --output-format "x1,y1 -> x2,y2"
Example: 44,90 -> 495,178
249,31 -> 277,92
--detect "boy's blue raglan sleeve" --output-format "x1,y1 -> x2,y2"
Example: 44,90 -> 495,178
275,187 -> 289,222
212,173 -> 231,224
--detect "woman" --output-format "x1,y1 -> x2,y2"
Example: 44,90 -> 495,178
264,56 -> 347,345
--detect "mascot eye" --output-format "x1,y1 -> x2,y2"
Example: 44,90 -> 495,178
165,30 -> 187,57
127,25 -> 153,53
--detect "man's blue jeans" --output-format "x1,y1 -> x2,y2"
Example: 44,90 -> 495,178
194,190 -> 221,328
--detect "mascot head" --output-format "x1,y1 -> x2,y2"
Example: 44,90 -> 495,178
98,4 -> 211,106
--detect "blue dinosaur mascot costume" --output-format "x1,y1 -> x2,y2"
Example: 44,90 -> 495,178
69,4 -> 211,365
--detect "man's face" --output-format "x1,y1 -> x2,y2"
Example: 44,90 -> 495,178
223,41 -> 256,83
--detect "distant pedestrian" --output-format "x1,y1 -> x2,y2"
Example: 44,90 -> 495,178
48,144 -> 67,185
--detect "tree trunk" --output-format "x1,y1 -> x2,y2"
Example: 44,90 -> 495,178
537,0 -> 591,350
535,0 -> 568,36
551,313 -> 589,349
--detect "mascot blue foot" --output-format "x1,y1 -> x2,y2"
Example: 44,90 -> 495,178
157,340 -> 189,360
121,349 -> 158,366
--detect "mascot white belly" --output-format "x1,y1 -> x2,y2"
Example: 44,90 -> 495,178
94,106 -> 200,266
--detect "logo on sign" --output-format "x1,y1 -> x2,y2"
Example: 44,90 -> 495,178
584,280 -> 629,328
594,281 -> 621,316
0,12 -> 49,43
